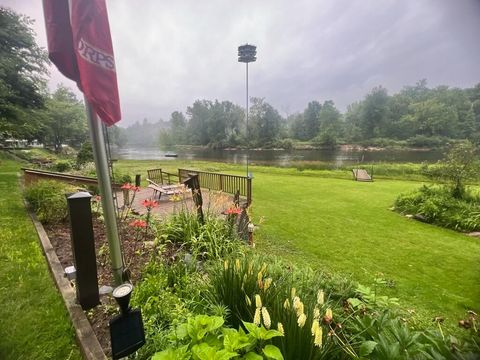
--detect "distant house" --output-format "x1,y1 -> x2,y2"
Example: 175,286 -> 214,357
1,138 -> 29,148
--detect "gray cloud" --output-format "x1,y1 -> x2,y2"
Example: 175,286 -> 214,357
2,0 -> 480,125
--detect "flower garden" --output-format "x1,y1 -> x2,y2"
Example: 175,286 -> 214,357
21,165 -> 480,359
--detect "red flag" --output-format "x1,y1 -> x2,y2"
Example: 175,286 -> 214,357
43,0 -> 121,125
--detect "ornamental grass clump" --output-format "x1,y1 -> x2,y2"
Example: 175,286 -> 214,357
157,208 -> 244,260
24,180 -> 76,223
207,254 -> 356,359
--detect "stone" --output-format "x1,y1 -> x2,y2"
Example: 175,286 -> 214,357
99,285 -> 113,296
467,232 -> 480,237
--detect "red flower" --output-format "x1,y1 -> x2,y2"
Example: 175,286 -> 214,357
121,183 -> 132,190
94,195 -> 101,201
131,186 -> 141,192
142,199 -> 159,209
225,206 -> 242,215
129,219 -> 147,228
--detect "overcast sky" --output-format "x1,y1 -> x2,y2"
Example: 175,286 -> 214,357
3,0 -> 480,127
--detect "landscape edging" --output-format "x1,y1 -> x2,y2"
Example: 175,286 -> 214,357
29,211 -> 107,360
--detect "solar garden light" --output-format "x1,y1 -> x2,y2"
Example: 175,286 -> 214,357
112,283 -> 133,314
110,283 -> 146,359
238,44 -> 257,178
247,222 -> 255,245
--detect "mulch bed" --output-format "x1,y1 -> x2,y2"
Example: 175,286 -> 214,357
45,216 -> 156,356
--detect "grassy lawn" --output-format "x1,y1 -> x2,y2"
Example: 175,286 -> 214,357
0,154 -> 81,360
116,159 -> 480,330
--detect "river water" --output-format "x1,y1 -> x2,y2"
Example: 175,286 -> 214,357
113,146 -> 445,167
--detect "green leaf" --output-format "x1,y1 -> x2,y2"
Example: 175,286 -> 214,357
262,345 -> 284,360
214,349 -> 239,360
347,297 -> 364,308
359,340 -> 378,357
242,322 -> 260,336
192,343 -> 217,360
152,346 -> 190,360
259,328 -> 284,341
242,352 -> 263,360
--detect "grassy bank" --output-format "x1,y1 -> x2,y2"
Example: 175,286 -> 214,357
0,154 -> 81,359
116,159 -> 480,330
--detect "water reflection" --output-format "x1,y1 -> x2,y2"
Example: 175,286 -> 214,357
113,146 -> 445,167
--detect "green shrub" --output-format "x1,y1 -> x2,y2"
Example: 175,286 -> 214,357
153,315 -> 284,360
395,185 -> 480,232
24,180 -> 75,223
158,209 -> 245,260
76,141 -> 94,166
53,160 -> 72,172
114,172 -> 132,184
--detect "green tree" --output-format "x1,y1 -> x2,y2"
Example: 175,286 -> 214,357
360,86 -> 390,139
108,125 -> 128,147
303,101 -> 322,140
440,141 -> 479,198
169,111 -> 187,144
0,7 -> 48,140
290,113 -> 308,141
42,85 -> 88,152
248,97 -> 283,147
403,99 -> 457,137
186,100 -> 211,145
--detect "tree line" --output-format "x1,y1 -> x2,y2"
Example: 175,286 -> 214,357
160,80 -> 480,149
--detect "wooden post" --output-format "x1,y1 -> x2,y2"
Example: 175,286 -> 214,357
184,174 -> 204,224
247,176 -> 252,206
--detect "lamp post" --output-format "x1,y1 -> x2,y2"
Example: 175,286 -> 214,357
238,44 -> 257,178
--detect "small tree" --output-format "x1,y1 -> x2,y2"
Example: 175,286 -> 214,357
441,141 -> 479,198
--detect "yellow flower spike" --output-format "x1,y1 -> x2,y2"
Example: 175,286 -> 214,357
317,289 -> 325,306
292,296 -> 301,311
261,263 -> 267,273
235,259 -> 241,272
257,279 -> 264,290
314,326 -> 323,347
297,313 -> 307,328
257,271 -> 263,282
296,302 -> 304,317
254,308 -> 261,326
264,278 -> 272,291
245,295 -> 252,306
313,307 -> 320,320
224,260 -> 229,271
283,298 -> 290,310
277,322 -> 284,336
311,319 -> 319,336
324,308 -> 333,324
291,288 -> 296,299
261,307 -> 271,329
255,294 -> 262,309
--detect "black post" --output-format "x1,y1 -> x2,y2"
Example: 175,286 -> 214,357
67,192 -> 100,310
135,174 -> 141,187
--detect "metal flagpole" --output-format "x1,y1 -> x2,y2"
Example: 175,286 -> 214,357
84,97 -> 124,286
246,61 -> 249,177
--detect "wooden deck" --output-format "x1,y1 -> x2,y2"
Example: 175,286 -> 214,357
115,186 -> 234,217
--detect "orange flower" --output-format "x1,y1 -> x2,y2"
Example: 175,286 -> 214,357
129,219 -> 147,228
225,206 -> 242,215
142,199 -> 158,208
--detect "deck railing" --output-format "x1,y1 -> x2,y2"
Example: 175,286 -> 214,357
178,168 -> 252,205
